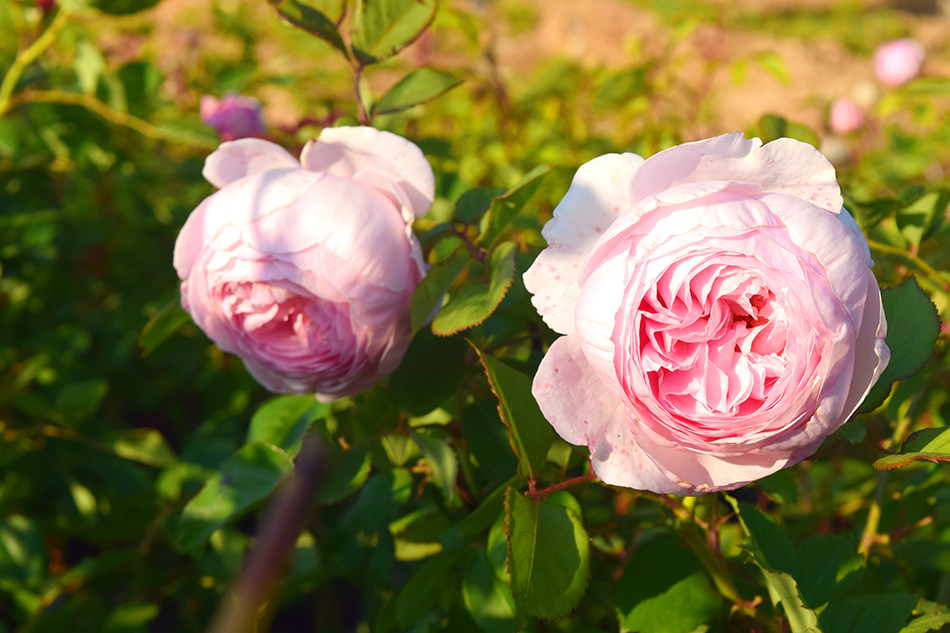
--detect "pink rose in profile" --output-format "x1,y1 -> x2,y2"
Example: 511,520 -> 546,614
524,133 -> 889,495
200,93 -> 267,141
829,98 -> 864,135
873,39 -> 925,87
174,127 -> 434,400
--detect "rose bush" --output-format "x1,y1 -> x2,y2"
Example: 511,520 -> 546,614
524,133 -> 889,494
174,126 -> 433,400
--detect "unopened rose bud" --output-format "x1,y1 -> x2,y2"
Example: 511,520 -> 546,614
873,39 -> 925,88
200,93 -> 267,141
829,98 -> 864,135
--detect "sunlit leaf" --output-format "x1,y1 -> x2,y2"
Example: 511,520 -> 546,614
274,0 -> 349,56
245,394 -> 329,456
411,430 -> 458,502
352,0 -> 438,64
474,347 -> 555,480
873,427 -> 950,470
410,245 -> 471,334
178,442 -> 294,552
431,241 -> 517,336
504,487 -> 589,619
373,68 -> 462,115
477,165 -> 551,248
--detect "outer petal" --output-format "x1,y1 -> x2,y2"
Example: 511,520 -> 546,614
633,428 -> 794,494
202,138 -> 300,189
300,126 -> 435,218
524,152 -> 645,335
533,335 -> 681,493
628,132 -> 843,215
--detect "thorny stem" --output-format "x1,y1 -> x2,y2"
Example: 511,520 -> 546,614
454,228 -> 486,263
0,10 -> 71,117
528,472 -> 598,500
353,63 -> 371,125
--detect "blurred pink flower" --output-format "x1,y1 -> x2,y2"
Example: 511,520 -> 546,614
200,93 -> 267,141
829,98 -> 864,135
174,128 -> 434,399
873,39 -> 925,88
36,0 -> 56,10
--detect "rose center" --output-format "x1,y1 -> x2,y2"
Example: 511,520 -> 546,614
637,267 -> 790,419
220,281 -> 341,358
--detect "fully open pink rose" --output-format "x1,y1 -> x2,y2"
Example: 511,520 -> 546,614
524,133 -> 889,494
174,127 -> 433,400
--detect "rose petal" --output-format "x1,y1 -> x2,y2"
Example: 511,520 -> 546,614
627,132 -> 843,215
202,138 -> 300,189
300,126 -> 435,218
523,152 -> 645,335
533,335 -> 682,493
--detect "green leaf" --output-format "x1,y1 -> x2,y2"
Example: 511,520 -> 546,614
725,497 -> 821,633
615,536 -> 721,633
819,594 -> 918,633
342,469 -> 413,531
0,515 -> 45,587
896,190 -> 948,247
756,51 -> 791,85
873,427 -> 950,470
245,395 -> 329,456
391,330 -> 467,415
477,165 -> 551,248
860,277 -> 939,413
432,241 -> 518,336
411,430 -> 458,502
474,347 -> 555,480
380,433 -> 418,466
274,0 -> 349,56
899,599 -> 950,633
178,442 -> 294,552
456,187 -> 505,225
389,506 -> 451,561
904,78 -> 950,95
395,548 -> 468,628
318,444 -> 372,504
102,603 -> 160,632
154,118 -> 220,148
109,429 -> 176,467
463,551 -> 517,633
504,487 -> 590,619
75,41 -> 105,95
352,0 -> 438,64
373,68 -> 462,115
441,476 -> 518,548
88,0 -> 160,15
410,245 -> 472,334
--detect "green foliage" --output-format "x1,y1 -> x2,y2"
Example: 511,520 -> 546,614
504,487 -> 590,619
2,0 -> 950,631
373,68 -> 462,115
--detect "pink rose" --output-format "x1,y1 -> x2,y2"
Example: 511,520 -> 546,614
174,127 -> 434,400
829,98 -> 864,135
873,39 -> 925,88
200,93 -> 267,141
524,133 -> 889,494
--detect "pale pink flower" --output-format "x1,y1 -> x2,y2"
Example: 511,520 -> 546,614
873,39 -> 925,88
200,93 -> 267,141
524,133 -> 889,495
174,127 -> 434,400
829,98 -> 864,135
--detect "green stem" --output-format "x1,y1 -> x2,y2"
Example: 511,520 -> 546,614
6,89 -> 216,148
867,239 -> 950,288
0,10 -> 70,117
